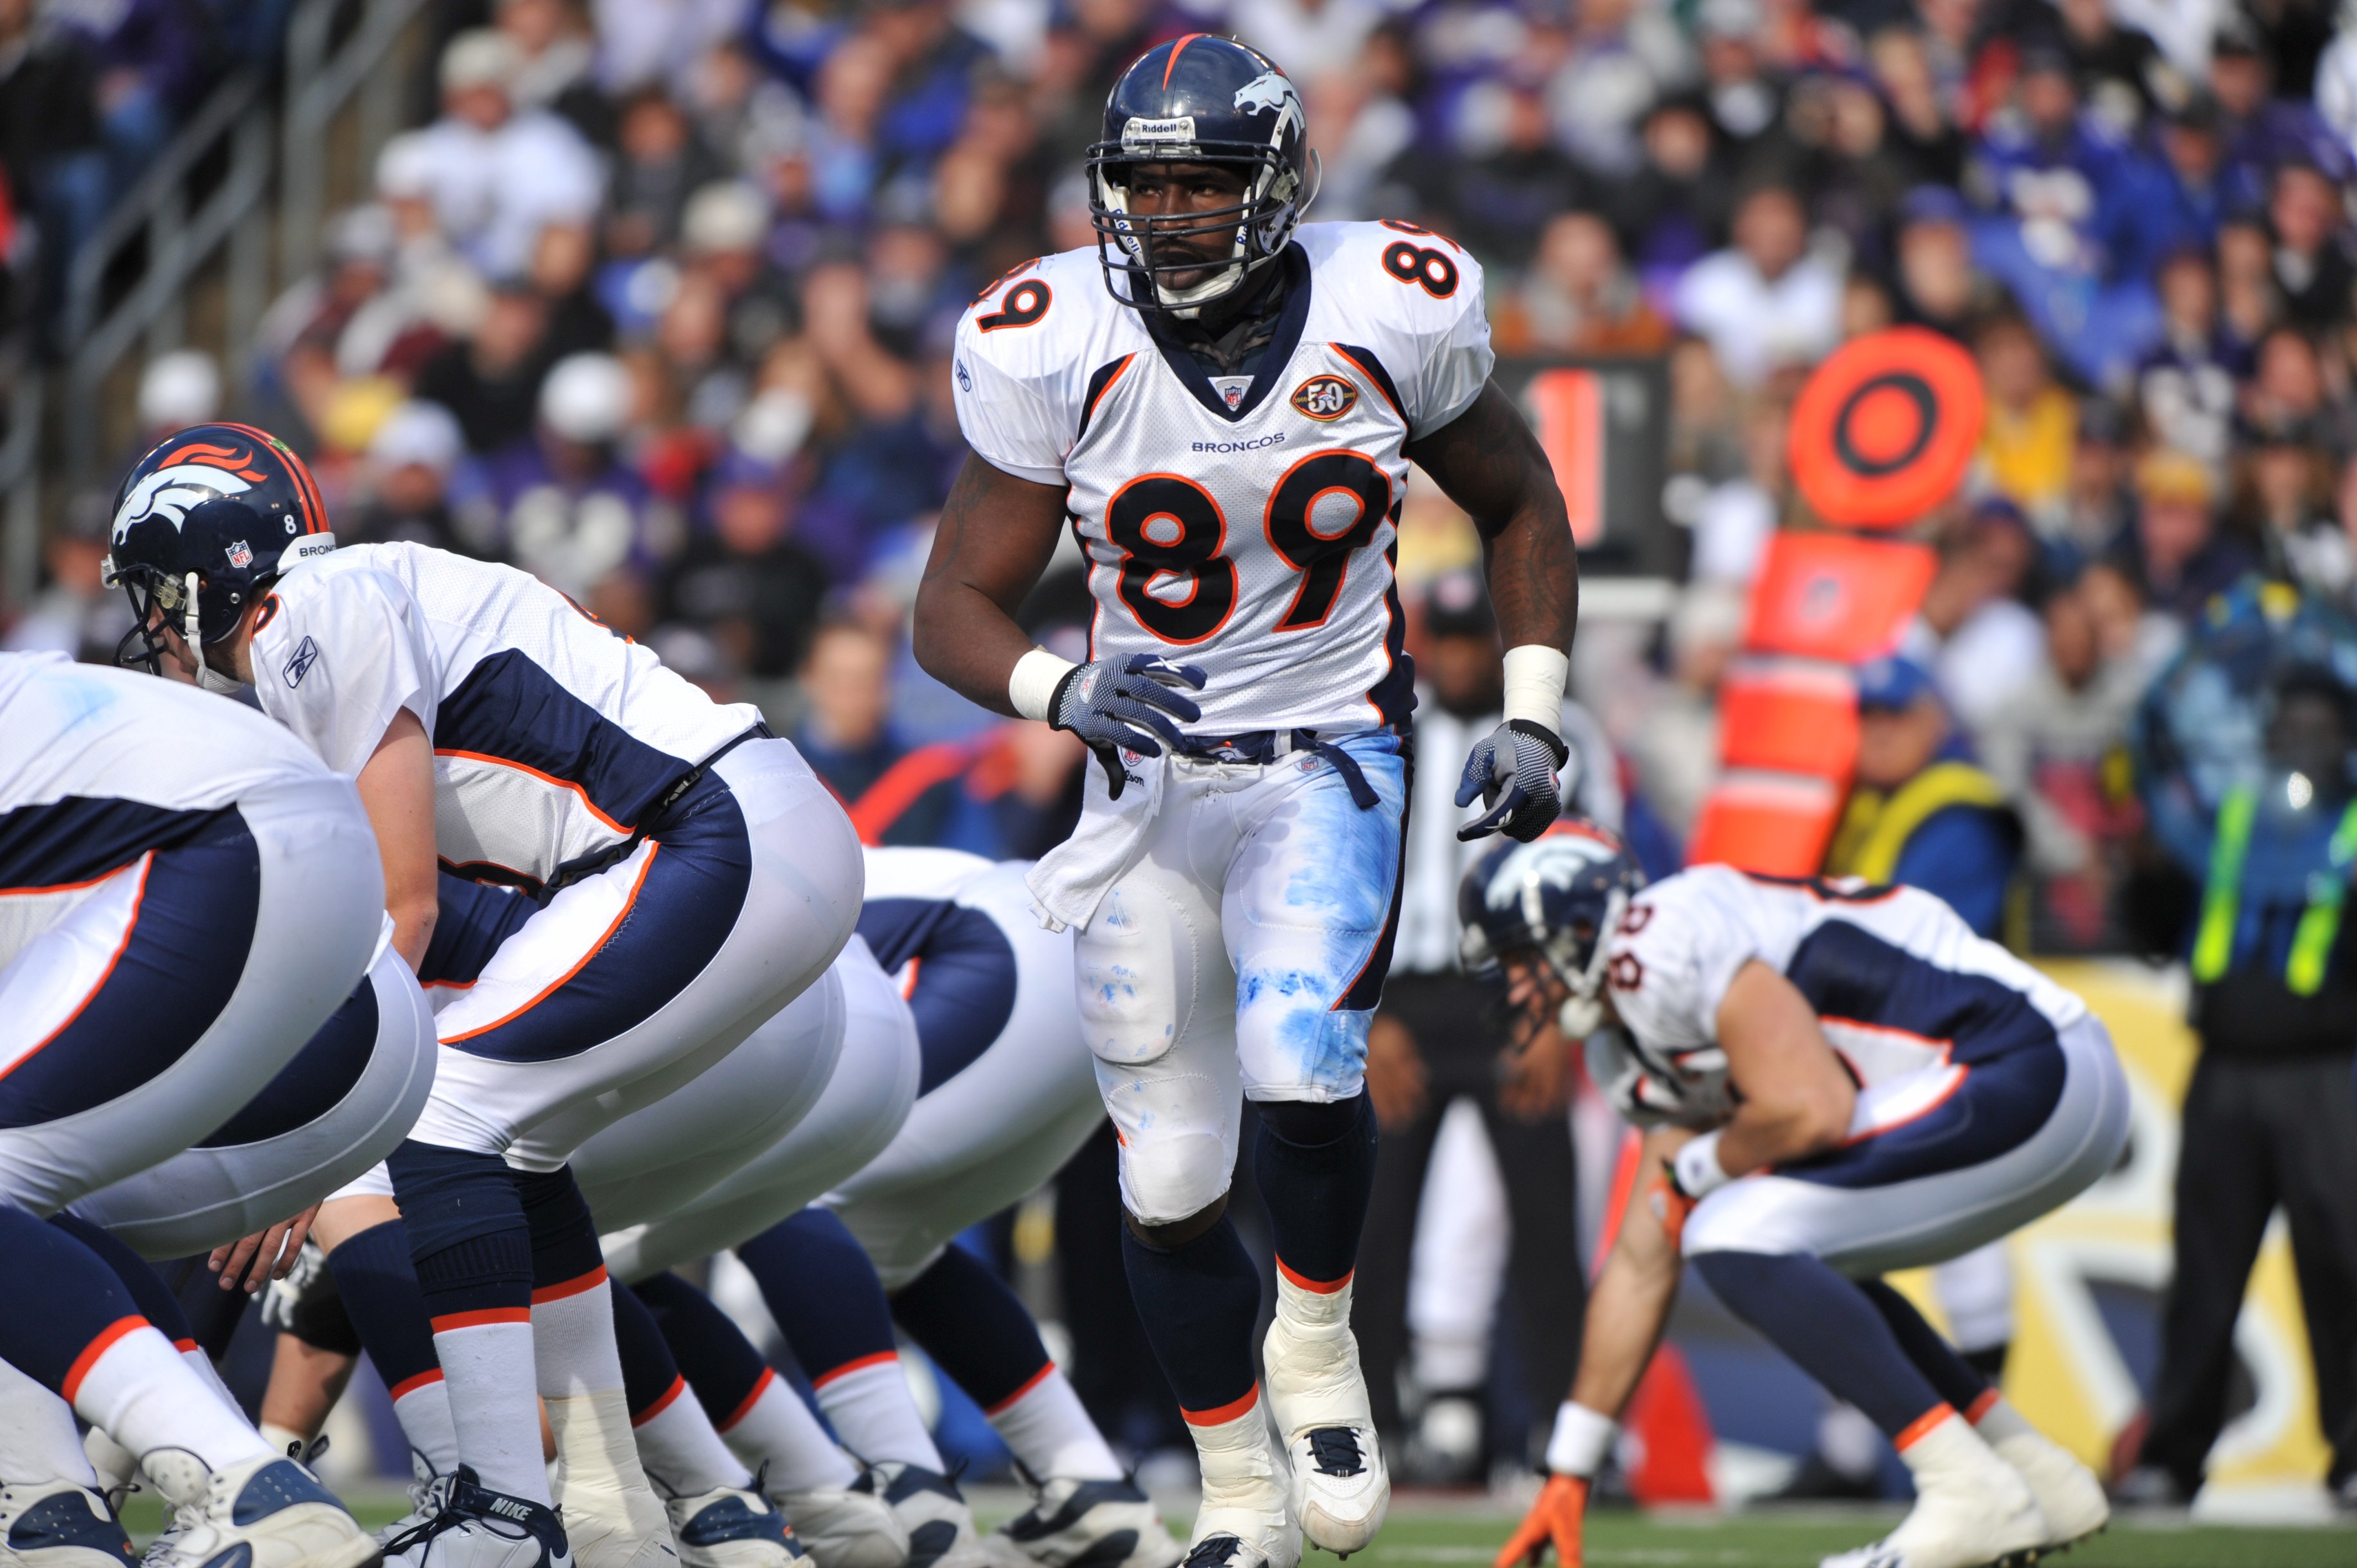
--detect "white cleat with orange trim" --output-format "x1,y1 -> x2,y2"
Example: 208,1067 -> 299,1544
1819,1409 -> 2046,1568
1259,1273 -> 1386,1558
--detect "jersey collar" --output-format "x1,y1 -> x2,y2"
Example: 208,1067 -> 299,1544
1140,243 -> 1313,425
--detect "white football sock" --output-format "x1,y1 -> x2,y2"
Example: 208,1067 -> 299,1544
717,1369 -> 860,1492
536,1273 -> 662,1505
809,1356 -> 942,1472
0,1356 -> 104,1486
433,1311 -> 549,1501
66,1320 -> 269,1468
986,1366 -> 1121,1482
633,1378 -> 755,1497
392,1369 -> 463,1473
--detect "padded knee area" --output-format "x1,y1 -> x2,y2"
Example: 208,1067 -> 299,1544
1115,1131 -> 1233,1229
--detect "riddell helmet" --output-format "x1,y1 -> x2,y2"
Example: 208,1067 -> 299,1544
1085,35 -> 1318,317
102,422 -> 337,687
1458,822 -> 1645,1040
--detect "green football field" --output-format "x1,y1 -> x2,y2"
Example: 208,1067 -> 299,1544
1326,1504 -> 2357,1568
121,1490 -> 2357,1567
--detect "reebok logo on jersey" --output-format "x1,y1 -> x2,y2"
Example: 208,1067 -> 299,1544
282,635 -> 320,689
1291,375 -> 1357,421
1121,115 -> 1195,146
955,358 -> 972,392
1191,433 -> 1285,453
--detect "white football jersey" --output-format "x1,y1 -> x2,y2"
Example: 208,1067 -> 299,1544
249,542 -> 762,892
1605,866 -> 2087,1086
953,223 -> 1494,736
0,652 -> 331,816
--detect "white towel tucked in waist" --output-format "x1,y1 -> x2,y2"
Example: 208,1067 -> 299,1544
1026,749 -> 1166,932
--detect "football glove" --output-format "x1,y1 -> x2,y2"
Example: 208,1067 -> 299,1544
1494,1473 -> 1587,1568
1456,719 -> 1569,842
1049,653 -> 1207,800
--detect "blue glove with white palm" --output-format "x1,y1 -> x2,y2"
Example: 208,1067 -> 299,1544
1049,653 -> 1207,800
1455,718 -> 1569,842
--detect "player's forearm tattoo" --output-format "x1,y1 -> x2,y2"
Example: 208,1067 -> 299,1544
1406,382 -> 1580,653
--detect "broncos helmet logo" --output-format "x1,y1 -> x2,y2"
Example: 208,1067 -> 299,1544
112,461 -> 257,545
1233,71 -> 1304,141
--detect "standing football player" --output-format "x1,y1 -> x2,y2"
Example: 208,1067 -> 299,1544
1466,832 -> 2125,1568
912,38 -> 1578,1568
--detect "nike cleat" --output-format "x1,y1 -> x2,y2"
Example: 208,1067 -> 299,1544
990,1479 -> 1181,1568
141,1451 -> 380,1568
765,1470 -> 905,1568
0,1478 -> 136,1568
1262,1278 -> 1387,1556
871,1465 -> 988,1568
383,1466 -> 571,1568
665,1488 -> 802,1568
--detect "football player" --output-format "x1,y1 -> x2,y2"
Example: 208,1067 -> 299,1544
1466,831 -> 2125,1568
0,651 -> 387,1568
912,38 -> 1579,1568
616,849 -> 1182,1568
101,423 -> 866,1568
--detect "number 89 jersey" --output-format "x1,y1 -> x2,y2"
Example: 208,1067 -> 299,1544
952,221 -> 1494,737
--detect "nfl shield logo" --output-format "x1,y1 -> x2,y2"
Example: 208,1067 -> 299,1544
225,539 -> 253,568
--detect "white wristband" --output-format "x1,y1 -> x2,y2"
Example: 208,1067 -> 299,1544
1008,647 -> 1078,724
1672,1129 -> 1730,1200
1501,644 -> 1570,733
1544,1401 -> 1617,1479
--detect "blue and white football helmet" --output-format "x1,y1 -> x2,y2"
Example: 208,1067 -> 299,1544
1457,822 -> 1644,1041
1084,35 -> 1319,316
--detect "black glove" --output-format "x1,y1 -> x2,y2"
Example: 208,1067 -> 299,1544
1454,718 -> 1569,842
1049,653 -> 1207,799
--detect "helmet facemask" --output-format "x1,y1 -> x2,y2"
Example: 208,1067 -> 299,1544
104,558 -> 249,692
1086,142 -> 1318,318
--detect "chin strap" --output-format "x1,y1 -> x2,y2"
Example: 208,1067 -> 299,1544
185,570 -> 244,692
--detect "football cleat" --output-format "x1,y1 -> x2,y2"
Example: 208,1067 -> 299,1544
1987,1423 -> 2108,1552
1262,1282 -> 1387,1556
383,1467 -> 570,1568
765,1472 -> 905,1568
0,1478 -> 136,1568
140,1451 -> 379,1568
1182,1408 -> 1296,1568
990,1478 -> 1182,1568
871,1466 -> 989,1568
664,1487 -> 802,1568
1817,1441 -> 2046,1568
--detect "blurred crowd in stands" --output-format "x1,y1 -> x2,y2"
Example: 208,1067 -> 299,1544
8,0 -> 2357,906
10,0 -> 2357,1493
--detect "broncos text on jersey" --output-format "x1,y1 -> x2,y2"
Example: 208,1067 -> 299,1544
951,222 -> 1494,738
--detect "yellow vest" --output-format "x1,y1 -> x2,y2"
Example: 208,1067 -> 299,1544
1825,761 -> 2011,884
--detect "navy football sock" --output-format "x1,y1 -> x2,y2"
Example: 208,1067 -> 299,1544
609,1270 -> 687,1420
386,1140 -> 534,1316
0,1206 -> 147,1392
632,1272 -> 774,1427
517,1165 -> 606,1293
890,1245 -> 1052,1412
1857,1279 -> 1992,1416
325,1218 -> 442,1393
1693,1251 -> 1947,1438
737,1209 -> 898,1384
1120,1215 -> 1262,1420
47,1213 -> 195,1346
1254,1093 -> 1378,1288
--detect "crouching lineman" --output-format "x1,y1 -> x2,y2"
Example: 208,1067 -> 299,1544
1470,829 -> 2128,1568
0,651 -> 385,1568
102,423 -> 864,1568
